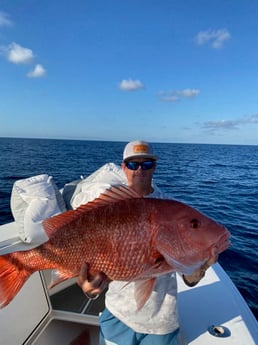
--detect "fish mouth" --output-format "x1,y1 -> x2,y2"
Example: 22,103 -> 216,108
211,228 -> 231,256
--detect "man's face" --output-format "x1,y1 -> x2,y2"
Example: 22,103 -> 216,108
122,159 -> 156,187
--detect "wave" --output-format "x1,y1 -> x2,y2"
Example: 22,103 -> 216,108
1,175 -> 29,181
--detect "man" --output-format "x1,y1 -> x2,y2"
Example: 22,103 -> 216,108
78,140 -> 217,345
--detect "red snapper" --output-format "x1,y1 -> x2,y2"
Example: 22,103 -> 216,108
0,186 -> 230,308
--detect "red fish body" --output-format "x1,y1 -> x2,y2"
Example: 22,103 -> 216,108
0,186 -> 230,308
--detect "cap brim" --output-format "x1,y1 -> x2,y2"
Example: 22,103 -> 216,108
124,154 -> 158,161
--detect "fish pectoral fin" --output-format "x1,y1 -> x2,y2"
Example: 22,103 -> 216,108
48,269 -> 75,289
134,278 -> 156,310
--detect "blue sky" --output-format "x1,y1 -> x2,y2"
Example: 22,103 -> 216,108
0,1 -> 258,145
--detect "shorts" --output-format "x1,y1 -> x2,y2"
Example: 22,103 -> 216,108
99,308 -> 179,345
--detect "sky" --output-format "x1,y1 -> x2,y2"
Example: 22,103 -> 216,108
0,0 -> 258,145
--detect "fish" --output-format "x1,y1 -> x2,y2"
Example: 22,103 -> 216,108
0,185 -> 230,309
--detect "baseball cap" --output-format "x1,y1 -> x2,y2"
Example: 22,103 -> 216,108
123,140 -> 158,161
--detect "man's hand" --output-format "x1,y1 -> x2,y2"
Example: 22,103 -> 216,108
77,262 -> 111,298
183,252 -> 219,287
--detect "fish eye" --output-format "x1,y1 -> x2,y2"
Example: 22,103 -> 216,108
153,255 -> 165,269
191,218 -> 201,229
155,256 -> 164,264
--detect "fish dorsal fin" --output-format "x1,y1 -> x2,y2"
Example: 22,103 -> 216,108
98,185 -> 140,202
43,185 -> 141,237
77,185 -> 141,211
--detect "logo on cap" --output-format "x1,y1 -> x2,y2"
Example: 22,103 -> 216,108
133,144 -> 148,154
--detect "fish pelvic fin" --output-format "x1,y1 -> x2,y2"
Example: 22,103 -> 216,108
0,255 -> 31,308
134,278 -> 156,310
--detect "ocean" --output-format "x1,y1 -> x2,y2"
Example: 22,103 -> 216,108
0,137 -> 257,320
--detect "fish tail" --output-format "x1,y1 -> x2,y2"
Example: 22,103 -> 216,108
0,255 -> 31,308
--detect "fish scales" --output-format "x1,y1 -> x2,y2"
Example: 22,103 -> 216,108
9,199 -> 159,278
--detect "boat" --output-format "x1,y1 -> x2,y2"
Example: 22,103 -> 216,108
0,164 -> 257,345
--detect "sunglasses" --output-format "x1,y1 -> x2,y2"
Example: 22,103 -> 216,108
125,160 -> 155,171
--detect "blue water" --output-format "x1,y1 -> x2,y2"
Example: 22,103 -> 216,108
0,137 -> 257,320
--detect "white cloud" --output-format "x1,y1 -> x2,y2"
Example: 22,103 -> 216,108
0,42 -> 46,78
179,89 -> 200,98
159,89 -> 200,102
203,114 -> 258,131
194,29 -> 231,49
27,64 -> 46,78
119,79 -> 144,91
0,11 -> 13,27
4,42 -> 35,64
